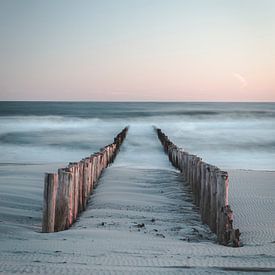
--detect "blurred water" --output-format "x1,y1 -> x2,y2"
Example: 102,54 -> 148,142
0,102 -> 274,170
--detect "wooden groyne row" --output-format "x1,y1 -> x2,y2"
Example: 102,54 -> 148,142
42,127 -> 128,233
155,127 -> 240,247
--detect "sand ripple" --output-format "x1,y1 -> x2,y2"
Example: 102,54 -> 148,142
0,127 -> 275,273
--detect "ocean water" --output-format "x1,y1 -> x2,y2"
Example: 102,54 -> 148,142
0,101 -> 274,170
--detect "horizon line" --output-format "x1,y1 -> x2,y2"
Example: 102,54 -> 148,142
0,100 -> 275,103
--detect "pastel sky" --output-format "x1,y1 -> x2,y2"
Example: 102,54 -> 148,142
0,0 -> 274,101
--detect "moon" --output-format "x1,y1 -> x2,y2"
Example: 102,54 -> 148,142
233,73 -> 247,88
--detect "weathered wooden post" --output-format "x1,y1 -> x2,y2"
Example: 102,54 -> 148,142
194,158 -> 200,205
78,160 -> 84,213
42,173 -> 58,233
54,168 -> 74,231
199,161 -> 205,216
216,170 -> 227,241
88,157 -> 94,195
188,155 -> 195,189
68,163 -> 80,222
177,149 -> 184,172
95,153 -> 102,182
202,163 -> 210,224
90,155 -> 96,192
83,158 -> 91,209
182,152 -> 188,180
197,157 -> 202,205
208,165 -> 217,233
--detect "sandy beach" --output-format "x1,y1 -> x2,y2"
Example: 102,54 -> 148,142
0,126 -> 274,274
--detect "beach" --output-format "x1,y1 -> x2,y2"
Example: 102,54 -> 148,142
0,102 -> 275,273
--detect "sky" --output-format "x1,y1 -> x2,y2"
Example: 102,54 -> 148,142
0,0 -> 274,101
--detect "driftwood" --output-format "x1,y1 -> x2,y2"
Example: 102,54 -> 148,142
42,127 -> 128,233
155,127 -> 240,247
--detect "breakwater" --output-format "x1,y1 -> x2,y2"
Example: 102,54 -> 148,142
155,127 -> 240,247
42,127 -> 128,233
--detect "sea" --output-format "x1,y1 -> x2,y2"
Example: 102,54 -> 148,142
0,101 -> 274,170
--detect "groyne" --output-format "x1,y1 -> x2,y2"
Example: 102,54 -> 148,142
42,127 -> 128,233
155,127 -> 240,247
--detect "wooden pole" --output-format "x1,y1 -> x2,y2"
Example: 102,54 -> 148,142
54,168 -> 73,231
78,161 -> 84,213
42,173 -> 58,233
83,158 -> 91,209
68,163 -> 80,222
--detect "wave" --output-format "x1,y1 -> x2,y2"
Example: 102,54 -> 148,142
1,129 -> 274,152
0,102 -> 274,170
1,102 -> 275,119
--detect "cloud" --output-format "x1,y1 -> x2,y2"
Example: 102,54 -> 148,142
233,73 -> 247,88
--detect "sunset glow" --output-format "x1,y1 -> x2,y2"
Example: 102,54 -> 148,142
0,0 -> 274,101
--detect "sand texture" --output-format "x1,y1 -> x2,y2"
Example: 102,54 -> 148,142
0,126 -> 275,274
228,169 -> 275,246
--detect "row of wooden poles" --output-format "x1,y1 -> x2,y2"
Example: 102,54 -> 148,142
42,127 -> 128,233
155,127 -> 240,247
